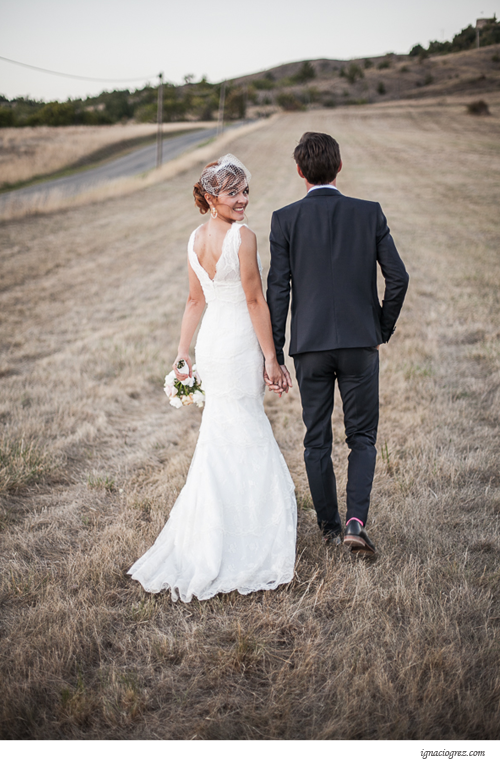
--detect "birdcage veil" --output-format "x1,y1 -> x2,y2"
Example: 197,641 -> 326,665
200,154 -> 251,197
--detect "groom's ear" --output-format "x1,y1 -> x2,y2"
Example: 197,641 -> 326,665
296,165 -> 306,180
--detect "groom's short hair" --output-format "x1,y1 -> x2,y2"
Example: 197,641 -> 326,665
294,132 -> 341,185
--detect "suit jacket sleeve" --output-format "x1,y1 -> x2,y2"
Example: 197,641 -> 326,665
267,211 -> 291,365
376,205 -> 409,342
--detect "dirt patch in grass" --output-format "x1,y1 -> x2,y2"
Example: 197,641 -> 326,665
0,101 -> 499,739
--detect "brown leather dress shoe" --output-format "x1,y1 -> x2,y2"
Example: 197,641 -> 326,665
344,519 -> 376,555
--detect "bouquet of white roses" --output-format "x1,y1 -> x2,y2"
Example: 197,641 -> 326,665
164,360 -> 205,409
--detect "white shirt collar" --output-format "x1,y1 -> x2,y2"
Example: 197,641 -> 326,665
307,184 -> 340,194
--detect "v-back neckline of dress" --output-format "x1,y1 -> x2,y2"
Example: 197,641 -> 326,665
192,222 -> 237,282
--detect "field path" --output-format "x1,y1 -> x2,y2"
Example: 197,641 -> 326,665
1,99 -> 500,739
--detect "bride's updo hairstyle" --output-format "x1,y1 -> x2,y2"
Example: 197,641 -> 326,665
193,154 -> 251,214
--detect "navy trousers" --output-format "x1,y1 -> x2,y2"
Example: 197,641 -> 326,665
293,347 -> 379,533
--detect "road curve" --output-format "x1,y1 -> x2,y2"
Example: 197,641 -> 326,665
0,126 -> 221,210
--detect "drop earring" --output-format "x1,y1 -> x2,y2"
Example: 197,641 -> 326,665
211,208 -> 218,219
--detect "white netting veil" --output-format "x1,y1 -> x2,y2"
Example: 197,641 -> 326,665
200,154 -> 251,197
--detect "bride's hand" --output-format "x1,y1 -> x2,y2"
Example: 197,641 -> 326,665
264,358 -> 285,393
174,354 -> 193,381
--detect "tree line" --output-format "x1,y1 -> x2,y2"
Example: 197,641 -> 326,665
410,16 -> 500,58
0,79 -> 248,128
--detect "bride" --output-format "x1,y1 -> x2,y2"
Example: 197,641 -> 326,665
128,154 -> 297,602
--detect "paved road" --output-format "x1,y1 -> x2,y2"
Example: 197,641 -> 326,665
0,126 -> 222,211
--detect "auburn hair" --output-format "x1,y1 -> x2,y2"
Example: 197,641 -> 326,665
193,161 -> 218,215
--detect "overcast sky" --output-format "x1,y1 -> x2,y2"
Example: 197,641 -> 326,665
0,0 -> 497,101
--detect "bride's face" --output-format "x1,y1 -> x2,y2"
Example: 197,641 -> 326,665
211,183 -> 249,223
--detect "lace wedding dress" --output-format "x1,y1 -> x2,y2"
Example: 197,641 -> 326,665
128,222 -> 297,602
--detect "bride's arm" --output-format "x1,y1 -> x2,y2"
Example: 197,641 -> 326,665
239,227 -> 286,390
174,260 -> 206,379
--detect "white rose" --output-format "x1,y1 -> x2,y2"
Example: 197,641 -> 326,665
164,384 -> 177,398
164,370 -> 176,386
182,375 -> 195,388
169,396 -> 183,409
193,390 -> 205,407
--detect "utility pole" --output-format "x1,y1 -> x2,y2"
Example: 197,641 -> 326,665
217,80 -> 226,136
156,72 -> 164,168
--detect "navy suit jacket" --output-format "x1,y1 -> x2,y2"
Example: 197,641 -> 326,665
267,187 -> 409,364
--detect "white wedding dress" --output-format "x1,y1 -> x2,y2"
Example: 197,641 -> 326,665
128,222 -> 297,602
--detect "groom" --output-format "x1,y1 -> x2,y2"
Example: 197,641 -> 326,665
266,132 -> 409,555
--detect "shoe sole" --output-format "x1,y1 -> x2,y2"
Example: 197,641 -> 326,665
344,534 -> 375,554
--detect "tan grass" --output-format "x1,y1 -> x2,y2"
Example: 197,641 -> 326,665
0,122 -> 216,188
0,118 -> 277,222
0,100 -> 499,739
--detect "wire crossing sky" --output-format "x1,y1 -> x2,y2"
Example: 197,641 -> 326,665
0,0 -> 497,101
0,55 -> 158,83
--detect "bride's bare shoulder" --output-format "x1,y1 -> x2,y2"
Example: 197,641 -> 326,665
193,222 -> 208,236
239,223 -> 257,245
190,221 -> 207,246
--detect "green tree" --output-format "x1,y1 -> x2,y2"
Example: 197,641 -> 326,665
409,44 -> 426,57
450,24 -> 476,51
293,61 -> 316,83
346,63 -> 364,84
481,17 -> 500,45
428,40 -> 451,55
28,101 -> 77,126
101,90 -> 133,122
253,77 -> 275,90
225,88 -> 246,119
0,106 -> 14,127
276,92 -> 305,111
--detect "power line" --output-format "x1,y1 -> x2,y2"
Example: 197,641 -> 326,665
0,54 -> 158,83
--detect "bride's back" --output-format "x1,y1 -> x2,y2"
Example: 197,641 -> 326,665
193,222 -> 231,281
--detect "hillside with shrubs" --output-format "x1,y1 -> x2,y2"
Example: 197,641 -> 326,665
1,18 -> 499,128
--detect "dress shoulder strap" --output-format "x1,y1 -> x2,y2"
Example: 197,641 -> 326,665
230,223 -> 262,274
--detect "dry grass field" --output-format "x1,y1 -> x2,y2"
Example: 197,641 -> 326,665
1,94 -> 500,740
0,122 -> 213,188
0,120 -> 271,223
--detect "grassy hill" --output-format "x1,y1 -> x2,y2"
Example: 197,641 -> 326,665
235,44 -> 500,115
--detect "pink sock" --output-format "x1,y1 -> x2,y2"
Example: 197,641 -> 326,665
346,517 -> 364,527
